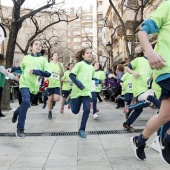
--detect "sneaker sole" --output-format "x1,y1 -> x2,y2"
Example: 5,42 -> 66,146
15,132 -> 25,139
156,136 -> 169,165
123,125 -> 134,132
78,134 -> 87,138
130,137 -> 145,161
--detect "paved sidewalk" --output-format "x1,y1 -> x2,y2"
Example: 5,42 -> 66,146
0,100 -> 169,170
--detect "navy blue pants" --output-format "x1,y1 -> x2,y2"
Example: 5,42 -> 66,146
92,92 -> 97,114
70,96 -> 91,131
124,93 -> 133,105
14,88 -> 35,129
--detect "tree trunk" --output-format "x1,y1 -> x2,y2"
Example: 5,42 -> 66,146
1,22 -> 21,110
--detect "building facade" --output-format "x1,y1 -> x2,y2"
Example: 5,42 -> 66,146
68,5 -> 95,63
102,0 -> 164,70
0,5 -> 68,66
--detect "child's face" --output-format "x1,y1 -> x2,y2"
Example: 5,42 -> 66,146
69,64 -> 74,70
82,49 -> 92,62
94,63 -> 99,70
30,41 -> 42,54
52,53 -> 59,60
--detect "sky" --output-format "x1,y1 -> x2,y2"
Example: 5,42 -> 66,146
1,0 -> 93,9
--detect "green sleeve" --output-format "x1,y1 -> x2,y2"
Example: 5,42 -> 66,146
71,63 -> 80,75
61,71 -> 66,80
149,1 -> 169,29
20,59 -> 25,71
43,58 -> 49,71
131,58 -> 138,70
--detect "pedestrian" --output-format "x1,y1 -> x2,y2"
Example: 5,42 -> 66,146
91,62 -> 105,119
60,63 -> 74,113
47,52 -> 64,119
7,39 -> 51,138
0,54 -> 19,117
115,64 -> 124,108
69,47 -> 97,138
130,1 -> 170,164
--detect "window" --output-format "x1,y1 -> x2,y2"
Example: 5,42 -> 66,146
73,31 -> 81,35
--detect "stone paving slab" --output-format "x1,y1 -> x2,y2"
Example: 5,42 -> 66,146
0,100 -> 169,170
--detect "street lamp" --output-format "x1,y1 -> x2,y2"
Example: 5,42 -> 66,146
106,42 -> 112,70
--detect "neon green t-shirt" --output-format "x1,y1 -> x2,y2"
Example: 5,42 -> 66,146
121,72 -> 133,95
131,57 -> 152,97
70,61 -> 95,99
149,1 -> 170,81
92,70 -> 106,92
19,55 -> 48,94
151,80 -> 161,99
48,62 -> 64,88
61,70 -> 72,91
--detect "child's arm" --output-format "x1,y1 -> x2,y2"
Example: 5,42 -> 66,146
69,73 -> 84,90
125,66 -> 140,79
30,70 -> 51,77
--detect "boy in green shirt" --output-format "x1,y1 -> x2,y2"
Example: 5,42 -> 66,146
131,1 -> 170,164
46,52 -> 64,119
60,63 -> 74,113
91,62 -> 105,119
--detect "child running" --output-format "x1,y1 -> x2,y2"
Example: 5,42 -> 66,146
7,39 -> 51,138
47,52 -> 64,119
91,62 -> 105,119
131,1 -> 170,164
60,63 -> 74,113
69,47 -> 96,138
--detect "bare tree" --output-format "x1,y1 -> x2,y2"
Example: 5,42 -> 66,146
0,0 -> 59,110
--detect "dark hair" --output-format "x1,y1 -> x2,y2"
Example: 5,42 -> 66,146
40,49 -> 46,56
93,62 -> 102,70
51,52 -> 59,60
29,39 -> 41,47
67,63 -> 74,70
117,64 -> 124,72
75,47 -> 91,62
0,54 -> 4,64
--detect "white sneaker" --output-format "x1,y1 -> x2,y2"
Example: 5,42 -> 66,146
93,113 -> 99,119
151,137 -> 159,153
138,89 -> 154,101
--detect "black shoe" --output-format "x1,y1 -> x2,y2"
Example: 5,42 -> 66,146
0,113 -> 6,117
130,136 -> 146,160
15,129 -> 25,138
156,136 -> 170,164
42,104 -> 46,109
123,123 -> 134,132
12,112 -> 18,123
48,111 -> 52,119
115,105 -> 119,109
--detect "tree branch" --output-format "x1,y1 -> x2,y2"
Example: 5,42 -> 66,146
17,0 -> 55,23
